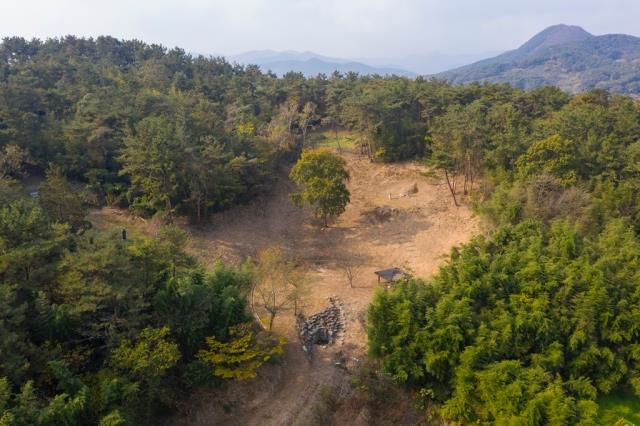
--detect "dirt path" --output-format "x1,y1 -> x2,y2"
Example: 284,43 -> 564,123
91,150 -> 481,425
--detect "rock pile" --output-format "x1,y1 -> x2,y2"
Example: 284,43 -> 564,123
361,205 -> 423,224
361,205 -> 398,224
297,297 -> 345,358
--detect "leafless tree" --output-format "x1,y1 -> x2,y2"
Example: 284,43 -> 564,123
290,272 -> 310,316
299,101 -> 318,147
267,99 -> 299,150
343,259 -> 361,288
253,248 -> 307,330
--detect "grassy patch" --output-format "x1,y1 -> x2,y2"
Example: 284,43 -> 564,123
316,131 -> 358,151
89,208 -> 156,239
598,391 -> 640,425
88,207 -> 223,269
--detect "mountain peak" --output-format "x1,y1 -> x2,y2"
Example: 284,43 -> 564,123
438,24 -> 640,95
517,24 -> 593,55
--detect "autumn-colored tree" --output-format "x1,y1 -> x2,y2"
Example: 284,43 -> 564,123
111,327 -> 181,383
197,323 -> 285,380
253,247 -> 306,330
267,99 -> 299,150
110,327 -> 180,414
0,144 -> 33,178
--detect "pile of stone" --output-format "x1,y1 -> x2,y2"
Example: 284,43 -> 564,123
361,205 -> 399,224
297,297 -> 345,358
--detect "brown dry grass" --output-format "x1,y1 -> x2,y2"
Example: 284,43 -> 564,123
89,148 -> 481,425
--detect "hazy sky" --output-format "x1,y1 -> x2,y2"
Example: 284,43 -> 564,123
2,0 -> 640,58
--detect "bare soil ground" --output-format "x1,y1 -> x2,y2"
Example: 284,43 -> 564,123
90,149 -> 480,425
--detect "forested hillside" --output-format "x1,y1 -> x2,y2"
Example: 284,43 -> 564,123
368,87 -> 640,422
0,36 -> 334,221
2,35 -> 640,424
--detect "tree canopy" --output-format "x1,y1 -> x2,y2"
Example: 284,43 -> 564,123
0,188 -> 276,424
290,149 -> 350,226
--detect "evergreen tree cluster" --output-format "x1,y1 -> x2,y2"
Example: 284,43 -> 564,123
367,86 -> 640,423
369,220 -> 640,423
0,176 -> 259,423
0,36 -> 330,221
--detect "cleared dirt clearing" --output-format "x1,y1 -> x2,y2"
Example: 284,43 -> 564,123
91,150 -> 480,425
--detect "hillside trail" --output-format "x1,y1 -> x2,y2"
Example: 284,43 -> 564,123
92,149 -> 481,425
168,150 -> 481,425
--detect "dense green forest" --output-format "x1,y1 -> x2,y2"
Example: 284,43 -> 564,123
367,78 -> 640,422
0,171 -> 258,423
2,36 -> 640,424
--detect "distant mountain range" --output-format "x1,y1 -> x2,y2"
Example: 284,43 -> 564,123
437,24 -> 640,94
226,50 -> 498,77
365,52 -> 503,75
227,50 -> 417,77
223,24 -> 640,94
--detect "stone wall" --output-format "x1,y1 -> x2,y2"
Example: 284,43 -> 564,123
297,297 -> 345,358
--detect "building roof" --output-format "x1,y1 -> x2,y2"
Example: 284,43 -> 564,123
374,267 -> 408,283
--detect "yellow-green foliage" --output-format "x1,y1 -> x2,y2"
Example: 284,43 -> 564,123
111,327 -> 181,382
197,323 -> 285,381
516,134 -> 579,185
597,391 -> 640,426
98,410 -> 126,426
369,220 -> 640,424
289,149 -> 350,226
318,131 -> 357,150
